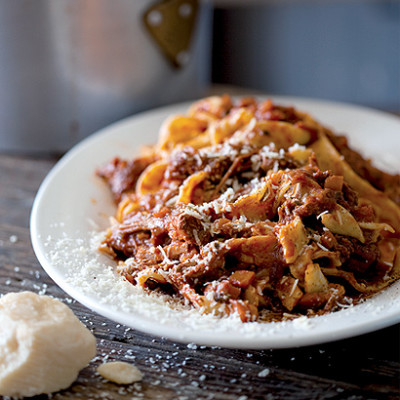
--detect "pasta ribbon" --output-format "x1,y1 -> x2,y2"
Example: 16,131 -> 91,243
158,115 -> 208,152
136,160 -> 167,196
320,205 -> 365,243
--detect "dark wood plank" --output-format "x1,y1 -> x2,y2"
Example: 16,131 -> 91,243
0,153 -> 399,400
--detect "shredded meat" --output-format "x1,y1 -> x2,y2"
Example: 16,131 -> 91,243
97,155 -> 156,202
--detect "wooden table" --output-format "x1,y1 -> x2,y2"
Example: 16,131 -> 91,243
1,152 -> 399,400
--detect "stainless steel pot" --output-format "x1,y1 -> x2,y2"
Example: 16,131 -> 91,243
0,0 -> 212,153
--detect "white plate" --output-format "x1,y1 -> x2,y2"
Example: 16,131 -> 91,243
30,96 -> 400,349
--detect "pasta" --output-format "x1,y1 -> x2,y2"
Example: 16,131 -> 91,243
97,95 -> 400,322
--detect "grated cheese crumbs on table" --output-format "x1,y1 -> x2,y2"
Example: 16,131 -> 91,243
9,235 -> 18,243
97,361 -> 143,385
257,368 -> 270,378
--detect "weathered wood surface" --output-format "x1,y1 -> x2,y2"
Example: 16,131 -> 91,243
0,153 -> 399,400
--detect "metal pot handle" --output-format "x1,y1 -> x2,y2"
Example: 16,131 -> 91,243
143,0 -> 199,68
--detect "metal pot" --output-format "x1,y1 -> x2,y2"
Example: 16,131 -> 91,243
0,0 -> 212,153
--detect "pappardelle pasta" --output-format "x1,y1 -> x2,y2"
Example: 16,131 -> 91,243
97,95 -> 400,322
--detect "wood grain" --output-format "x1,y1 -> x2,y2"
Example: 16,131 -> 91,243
0,154 -> 399,400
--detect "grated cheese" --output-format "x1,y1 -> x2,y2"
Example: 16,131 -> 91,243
157,245 -> 178,266
316,242 -> 330,252
316,210 -> 329,220
289,279 -> 299,297
288,143 -> 306,152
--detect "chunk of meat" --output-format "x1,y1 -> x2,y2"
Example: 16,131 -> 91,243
97,156 -> 155,203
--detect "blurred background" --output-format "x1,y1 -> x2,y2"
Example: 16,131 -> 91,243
212,0 -> 400,111
0,0 -> 398,153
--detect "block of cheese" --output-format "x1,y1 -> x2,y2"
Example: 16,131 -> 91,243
0,291 -> 96,397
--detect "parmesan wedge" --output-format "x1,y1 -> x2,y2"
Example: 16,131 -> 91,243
0,291 -> 96,397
